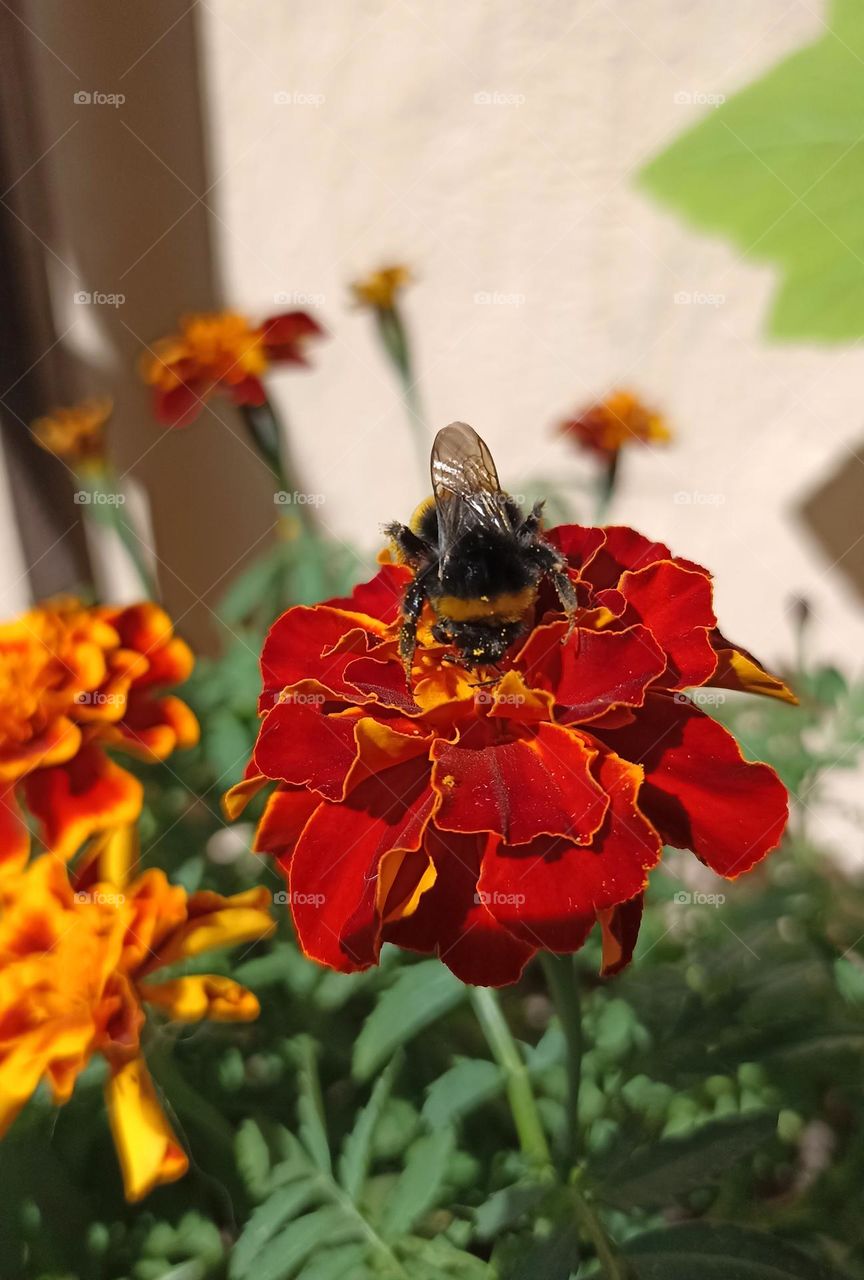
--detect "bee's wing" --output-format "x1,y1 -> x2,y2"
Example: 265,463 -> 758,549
431,422 -> 512,566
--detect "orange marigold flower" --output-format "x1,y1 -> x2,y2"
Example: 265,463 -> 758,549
140,309 -> 324,429
558,390 -> 671,458
0,830 -> 274,1200
351,265 -> 411,311
0,600 -> 198,876
32,397 -> 113,465
227,524 -> 794,988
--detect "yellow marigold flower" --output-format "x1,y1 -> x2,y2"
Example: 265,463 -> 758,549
351,264 -> 411,311
0,600 -> 198,876
32,397 -> 113,465
140,309 -> 323,428
558,390 -> 671,458
0,832 -> 275,1201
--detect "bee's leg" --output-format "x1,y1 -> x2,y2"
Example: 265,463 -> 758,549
398,575 -> 429,678
515,500 -> 546,545
532,539 -> 579,638
384,520 -> 431,569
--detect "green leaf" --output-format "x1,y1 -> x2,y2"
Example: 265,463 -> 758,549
595,1112 -> 778,1210
381,1128 -> 455,1239
352,961 -> 465,1081
294,1243 -> 372,1280
253,1206 -> 360,1280
612,1222 -> 846,1279
292,1037 -> 333,1175
229,1182 -> 320,1279
422,1058 -> 504,1128
493,1220 -> 581,1280
639,0 -> 864,341
338,1055 -> 401,1200
473,1184 -> 549,1242
235,1119 -> 273,1202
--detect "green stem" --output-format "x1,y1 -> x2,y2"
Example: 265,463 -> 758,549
469,987 -> 552,1171
77,464 -> 158,599
595,450 -> 620,524
240,397 -> 339,599
375,306 -> 428,490
540,953 -> 581,1171
571,1178 -> 630,1280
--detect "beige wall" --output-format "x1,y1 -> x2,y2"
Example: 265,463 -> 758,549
200,0 -> 863,675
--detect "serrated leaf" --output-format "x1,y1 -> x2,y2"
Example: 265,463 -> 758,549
353,962 -> 464,1081
639,0 -> 864,341
610,1222 -> 846,1279
595,1112 -> 778,1211
381,1128 -> 455,1239
494,1220 -> 581,1280
422,1058 -> 504,1128
229,1181 -> 320,1279
235,1119 -> 273,1202
294,1243 -> 372,1280
338,1055 -> 401,1201
473,1184 -> 549,1242
292,1037 -> 333,1175
254,1206 -> 360,1280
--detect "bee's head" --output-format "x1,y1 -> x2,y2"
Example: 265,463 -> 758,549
434,620 -> 525,669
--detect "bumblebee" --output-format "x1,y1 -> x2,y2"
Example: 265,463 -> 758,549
386,422 -> 577,674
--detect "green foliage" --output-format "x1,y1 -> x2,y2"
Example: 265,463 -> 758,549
639,0 -> 864,341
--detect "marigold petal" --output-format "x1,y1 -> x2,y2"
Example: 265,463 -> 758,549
223,771 -> 268,819
477,753 -> 659,950
24,745 -> 143,862
254,787 -> 319,858
598,693 -> 788,877
431,722 -> 608,845
0,784 -> 30,878
139,974 -> 261,1022
598,895 -> 644,975
618,560 -> 718,689
0,716 -> 82,784
384,829 -> 535,986
144,886 -> 275,972
708,634 -> 797,704
577,526 -> 672,592
260,605 -> 386,706
106,1057 -> 189,1201
254,702 -> 361,797
517,623 -> 666,720
154,381 -> 207,428
326,563 -> 410,626
288,758 -> 436,971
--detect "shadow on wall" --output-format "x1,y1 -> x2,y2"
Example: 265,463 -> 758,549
6,0 -> 278,652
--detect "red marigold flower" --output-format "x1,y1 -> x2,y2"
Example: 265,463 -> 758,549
0,600 -> 198,876
140,310 -> 325,429
227,525 -> 793,988
558,390 -> 671,459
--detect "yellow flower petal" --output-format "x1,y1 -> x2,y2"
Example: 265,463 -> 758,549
141,886 -> 275,973
139,974 -> 261,1022
105,1057 -> 188,1202
710,646 -> 798,704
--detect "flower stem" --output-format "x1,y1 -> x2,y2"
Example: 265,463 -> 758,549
540,953 -> 581,1171
570,1176 -> 631,1280
595,450 -> 620,524
374,306 -> 428,491
77,463 -> 158,599
469,986 -> 552,1171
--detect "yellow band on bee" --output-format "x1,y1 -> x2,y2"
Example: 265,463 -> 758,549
435,586 -> 536,623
